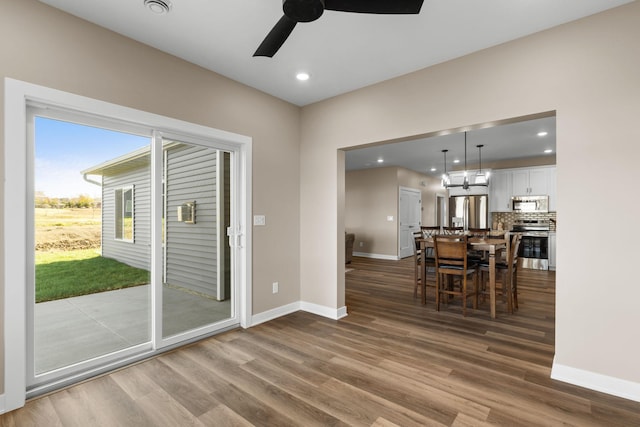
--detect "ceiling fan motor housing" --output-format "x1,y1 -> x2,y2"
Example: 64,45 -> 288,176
283,0 -> 325,22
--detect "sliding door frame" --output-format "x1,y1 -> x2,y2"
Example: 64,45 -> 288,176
3,78 -> 253,411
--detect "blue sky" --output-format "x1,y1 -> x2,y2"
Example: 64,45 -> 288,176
35,117 -> 150,198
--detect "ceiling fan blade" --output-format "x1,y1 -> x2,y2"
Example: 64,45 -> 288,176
254,15 -> 298,58
324,0 -> 424,14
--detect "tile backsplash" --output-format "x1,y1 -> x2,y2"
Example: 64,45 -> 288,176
491,211 -> 557,232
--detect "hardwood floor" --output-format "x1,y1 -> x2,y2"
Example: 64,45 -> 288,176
3,256 -> 640,426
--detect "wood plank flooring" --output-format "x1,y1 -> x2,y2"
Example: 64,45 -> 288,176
3,256 -> 640,426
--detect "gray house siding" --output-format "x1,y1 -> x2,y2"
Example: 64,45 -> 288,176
164,144 -> 219,298
102,165 -> 151,270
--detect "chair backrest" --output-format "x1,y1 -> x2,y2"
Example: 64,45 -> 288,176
444,227 -> 464,235
508,233 -> 522,268
468,228 -> 490,238
434,235 -> 469,268
488,230 -> 507,238
421,226 -> 440,238
413,230 -> 423,254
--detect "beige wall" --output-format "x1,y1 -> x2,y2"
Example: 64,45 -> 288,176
1,0 -> 301,393
345,168 -> 398,257
3,0 -> 639,403
345,167 -> 442,258
396,168 -> 444,227
300,1 -> 640,393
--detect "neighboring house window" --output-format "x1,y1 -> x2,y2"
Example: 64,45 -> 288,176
115,186 -> 134,241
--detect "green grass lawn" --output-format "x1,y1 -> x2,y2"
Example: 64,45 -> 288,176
36,249 -> 149,303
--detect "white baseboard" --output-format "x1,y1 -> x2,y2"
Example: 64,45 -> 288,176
250,301 -> 348,326
250,302 -> 301,327
0,393 -> 5,414
353,252 -> 399,261
300,302 -> 348,320
551,358 -> 640,402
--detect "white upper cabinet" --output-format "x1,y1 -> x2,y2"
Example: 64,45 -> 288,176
489,170 -> 512,212
489,166 -> 556,212
547,167 -> 557,211
512,167 -> 549,195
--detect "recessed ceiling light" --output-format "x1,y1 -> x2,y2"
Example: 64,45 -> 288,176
453,159 -> 460,164
430,167 -> 437,172
544,149 -> 553,154
537,131 -> 548,137
296,72 -> 310,81
144,0 -> 172,14
377,158 -> 384,163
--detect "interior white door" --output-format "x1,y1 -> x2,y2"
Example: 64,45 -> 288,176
399,187 -> 422,259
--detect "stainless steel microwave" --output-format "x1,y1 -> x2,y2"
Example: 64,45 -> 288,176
511,195 -> 549,212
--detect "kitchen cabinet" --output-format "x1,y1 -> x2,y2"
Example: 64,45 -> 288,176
548,231 -> 556,270
489,170 -> 512,211
547,167 -> 557,211
489,166 -> 556,212
512,167 -> 549,196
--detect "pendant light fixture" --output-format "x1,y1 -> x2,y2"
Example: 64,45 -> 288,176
441,131 -> 489,189
441,149 -> 450,187
475,144 -> 489,185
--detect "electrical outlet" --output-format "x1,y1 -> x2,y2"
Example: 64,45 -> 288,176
254,215 -> 266,226
359,242 -> 364,247
272,282 -> 279,294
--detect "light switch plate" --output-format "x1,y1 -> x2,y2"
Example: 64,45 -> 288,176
253,215 -> 266,226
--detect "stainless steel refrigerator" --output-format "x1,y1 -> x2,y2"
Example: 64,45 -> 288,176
448,195 -> 488,230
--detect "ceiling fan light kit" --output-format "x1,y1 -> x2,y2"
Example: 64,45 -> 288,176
254,0 -> 425,57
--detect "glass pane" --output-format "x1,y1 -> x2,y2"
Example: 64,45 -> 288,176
115,189 -> 123,239
162,140 -> 232,338
33,117 -> 151,375
123,187 -> 134,240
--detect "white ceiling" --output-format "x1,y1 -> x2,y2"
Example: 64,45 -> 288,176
39,0 -> 632,107
345,115 -> 556,175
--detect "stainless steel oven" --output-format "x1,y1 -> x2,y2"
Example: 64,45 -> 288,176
511,221 -> 550,270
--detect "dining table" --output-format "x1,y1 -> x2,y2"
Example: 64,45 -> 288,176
418,236 -> 507,319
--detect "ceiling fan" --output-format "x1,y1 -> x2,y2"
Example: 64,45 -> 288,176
254,0 -> 425,57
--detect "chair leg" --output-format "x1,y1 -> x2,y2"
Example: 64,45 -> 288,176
512,270 -> 519,311
413,256 -> 419,299
435,272 -> 440,311
461,276 -> 467,317
473,271 -> 478,309
504,271 -> 513,314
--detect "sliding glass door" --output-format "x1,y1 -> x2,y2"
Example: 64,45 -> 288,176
26,107 -> 238,394
162,138 -> 232,339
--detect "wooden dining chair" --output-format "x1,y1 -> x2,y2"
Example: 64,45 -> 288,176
479,233 -> 522,313
433,235 -> 479,316
443,227 -> 464,235
412,231 -> 435,302
468,228 -> 490,238
467,227 -> 490,262
421,226 -> 440,237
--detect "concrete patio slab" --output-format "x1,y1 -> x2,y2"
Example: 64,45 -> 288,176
34,284 -> 231,374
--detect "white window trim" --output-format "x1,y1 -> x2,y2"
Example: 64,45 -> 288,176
3,78 -> 253,412
114,185 -> 135,242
